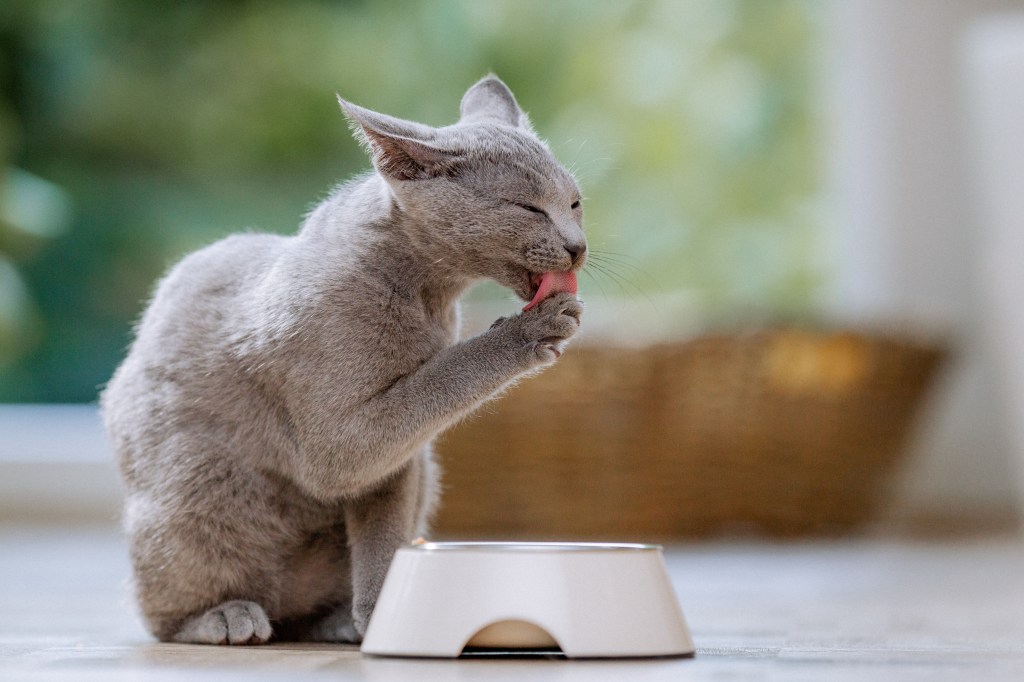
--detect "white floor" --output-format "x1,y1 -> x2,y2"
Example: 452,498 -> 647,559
2,525 -> 1024,681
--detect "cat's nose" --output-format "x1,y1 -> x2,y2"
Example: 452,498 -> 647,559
565,243 -> 587,267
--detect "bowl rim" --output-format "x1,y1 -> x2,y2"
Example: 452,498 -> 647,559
408,541 -> 662,553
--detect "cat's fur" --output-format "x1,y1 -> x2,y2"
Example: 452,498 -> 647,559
100,75 -> 586,645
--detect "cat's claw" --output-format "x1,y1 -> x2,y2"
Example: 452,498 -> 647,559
532,341 -> 562,361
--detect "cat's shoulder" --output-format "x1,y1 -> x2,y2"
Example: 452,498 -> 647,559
144,231 -> 291,318
179,231 -> 288,268
163,231 -> 288,283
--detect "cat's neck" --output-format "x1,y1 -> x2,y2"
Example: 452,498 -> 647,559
302,174 -> 476,320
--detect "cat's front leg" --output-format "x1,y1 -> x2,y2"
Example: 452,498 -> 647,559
343,455 -> 424,637
287,293 -> 582,500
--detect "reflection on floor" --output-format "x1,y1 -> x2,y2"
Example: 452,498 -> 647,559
2,525 -> 1023,681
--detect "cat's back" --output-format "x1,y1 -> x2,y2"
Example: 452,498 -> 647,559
101,232 -> 288,433
141,232 -> 286,340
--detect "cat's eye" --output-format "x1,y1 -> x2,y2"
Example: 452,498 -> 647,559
520,204 -> 545,215
571,200 -> 581,210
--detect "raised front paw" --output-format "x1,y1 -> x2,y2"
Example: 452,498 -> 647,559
493,292 -> 583,367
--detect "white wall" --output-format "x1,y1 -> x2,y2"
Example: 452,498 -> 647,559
964,15 -> 1024,521
0,405 -> 121,523
828,0 -> 1023,525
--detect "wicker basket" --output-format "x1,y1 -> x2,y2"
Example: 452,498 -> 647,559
433,328 -> 944,539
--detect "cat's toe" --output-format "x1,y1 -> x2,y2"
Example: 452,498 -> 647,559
173,600 -> 272,645
537,291 -> 583,321
529,340 -> 562,364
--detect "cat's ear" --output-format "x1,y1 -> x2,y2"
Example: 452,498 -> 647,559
459,74 -> 531,130
338,96 -> 455,181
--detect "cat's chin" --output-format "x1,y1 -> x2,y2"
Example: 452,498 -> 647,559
495,265 -> 539,302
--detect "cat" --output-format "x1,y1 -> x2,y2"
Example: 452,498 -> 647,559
100,75 -> 587,645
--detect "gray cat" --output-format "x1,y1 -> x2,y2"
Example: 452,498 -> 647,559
100,75 -> 586,645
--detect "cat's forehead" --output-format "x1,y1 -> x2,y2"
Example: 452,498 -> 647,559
447,124 -> 577,194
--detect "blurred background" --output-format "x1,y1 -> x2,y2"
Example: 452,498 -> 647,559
1,0 -> 1022,538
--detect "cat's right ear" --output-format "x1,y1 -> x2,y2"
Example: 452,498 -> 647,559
459,74 -> 531,130
338,96 -> 456,181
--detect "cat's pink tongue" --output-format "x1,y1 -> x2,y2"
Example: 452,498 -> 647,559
523,271 -> 578,311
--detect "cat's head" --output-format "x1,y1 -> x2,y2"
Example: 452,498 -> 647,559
338,75 -> 586,302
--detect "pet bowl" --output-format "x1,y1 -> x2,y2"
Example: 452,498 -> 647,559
360,541 -> 694,658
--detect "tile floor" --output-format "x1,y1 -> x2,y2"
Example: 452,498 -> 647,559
2,525 -> 1023,681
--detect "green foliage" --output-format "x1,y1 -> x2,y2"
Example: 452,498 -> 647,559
0,0 -> 824,402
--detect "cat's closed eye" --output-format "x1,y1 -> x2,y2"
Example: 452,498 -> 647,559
570,200 -> 581,210
509,201 -> 550,218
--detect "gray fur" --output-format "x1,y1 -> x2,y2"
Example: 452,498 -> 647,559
100,75 -> 586,644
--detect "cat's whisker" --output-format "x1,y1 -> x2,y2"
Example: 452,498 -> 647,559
589,248 -> 643,264
588,252 -> 644,270
589,250 -> 643,266
585,251 -> 655,305
589,248 -> 659,283
587,253 -> 661,289
584,260 -> 655,307
585,263 -> 636,300
569,138 -> 590,171
580,266 -> 609,299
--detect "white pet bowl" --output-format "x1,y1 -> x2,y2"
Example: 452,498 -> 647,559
360,542 -> 694,658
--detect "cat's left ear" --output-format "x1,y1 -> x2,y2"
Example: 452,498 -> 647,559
338,96 -> 457,181
459,74 -> 532,130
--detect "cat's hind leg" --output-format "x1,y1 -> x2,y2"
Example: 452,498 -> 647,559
274,530 -> 358,642
123,459 -> 289,644
172,600 -> 273,645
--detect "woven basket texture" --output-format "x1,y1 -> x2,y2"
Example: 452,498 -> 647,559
433,329 -> 944,539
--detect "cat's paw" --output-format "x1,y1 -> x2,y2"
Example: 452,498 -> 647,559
306,605 -> 361,643
495,291 -> 582,366
352,598 -> 375,639
172,600 -> 272,645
